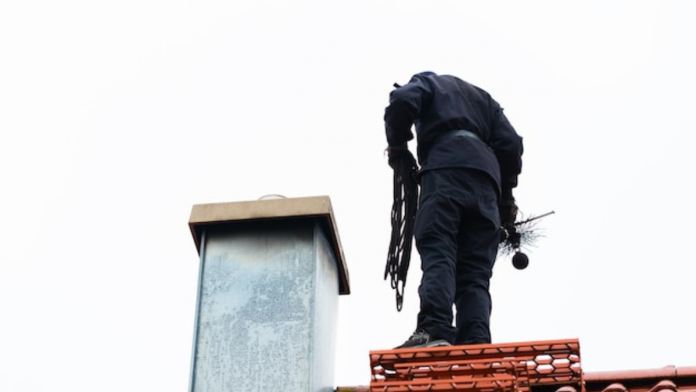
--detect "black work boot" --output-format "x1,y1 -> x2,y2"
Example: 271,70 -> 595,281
395,330 -> 451,349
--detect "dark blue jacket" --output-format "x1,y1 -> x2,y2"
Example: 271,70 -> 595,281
384,72 -> 523,197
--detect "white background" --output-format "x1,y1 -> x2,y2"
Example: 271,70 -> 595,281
2,1 -> 695,390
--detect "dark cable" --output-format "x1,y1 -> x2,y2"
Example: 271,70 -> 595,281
384,150 -> 420,311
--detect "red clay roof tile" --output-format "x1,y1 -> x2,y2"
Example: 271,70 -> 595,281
582,366 -> 696,392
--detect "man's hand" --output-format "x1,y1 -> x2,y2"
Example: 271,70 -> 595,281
387,144 -> 408,170
499,198 -> 518,228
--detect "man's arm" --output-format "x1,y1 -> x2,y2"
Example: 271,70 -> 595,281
489,106 -> 523,200
384,76 -> 432,146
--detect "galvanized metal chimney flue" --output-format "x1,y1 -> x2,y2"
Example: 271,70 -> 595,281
187,196 -> 350,392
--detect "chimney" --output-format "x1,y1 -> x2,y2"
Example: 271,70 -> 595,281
187,195 -> 350,392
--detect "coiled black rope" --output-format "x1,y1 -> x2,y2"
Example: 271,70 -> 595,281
384,149 -> 420,311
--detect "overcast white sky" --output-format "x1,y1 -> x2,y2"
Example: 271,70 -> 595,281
2,1 -> 696,390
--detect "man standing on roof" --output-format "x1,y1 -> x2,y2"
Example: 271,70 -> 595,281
385,71 -> 523,348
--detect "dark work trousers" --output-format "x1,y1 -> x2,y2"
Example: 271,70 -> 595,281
414,168 -> 500,345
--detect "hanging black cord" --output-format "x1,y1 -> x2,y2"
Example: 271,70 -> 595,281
384,149 -> 420,311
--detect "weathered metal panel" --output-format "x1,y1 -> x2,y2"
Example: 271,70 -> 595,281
312,222 -> 339,392
189,219 -> 338,392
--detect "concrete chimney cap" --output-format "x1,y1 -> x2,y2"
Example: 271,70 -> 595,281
188,195 -> 350,294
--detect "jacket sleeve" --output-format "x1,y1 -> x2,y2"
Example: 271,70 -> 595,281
489,105 -> 523,199
384,76 -> 432,146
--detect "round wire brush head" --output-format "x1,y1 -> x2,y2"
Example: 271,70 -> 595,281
498,211 -> 554,268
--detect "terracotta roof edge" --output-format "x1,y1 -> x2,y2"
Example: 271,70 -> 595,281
676,367 -> 696,377
586,366 -> 696,382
